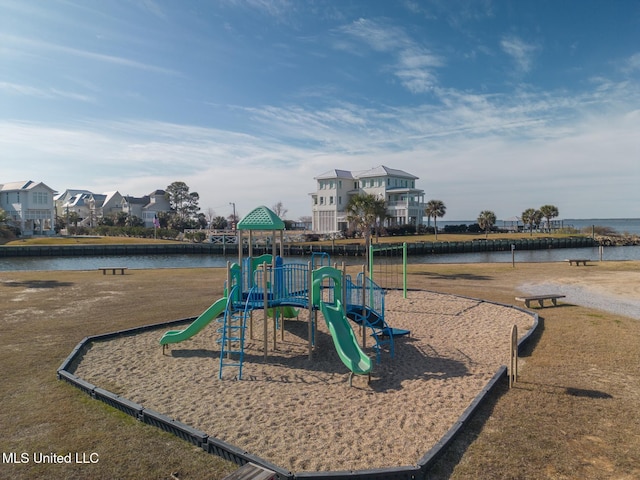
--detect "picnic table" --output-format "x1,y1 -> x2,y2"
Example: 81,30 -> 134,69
98,267 -> 128,275
515,294 -> 566,308
565,259 -> 590,266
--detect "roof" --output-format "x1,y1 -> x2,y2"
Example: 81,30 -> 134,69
355,165 -> 418,180
88,193 -> 106,208
0,180 -> 32,191
314,169 -> 354,180
54,189 -> 93,202
237,205 -> 285,231
123,195 -> 149,205
63,192 -> 91,207
0,180 -> 56,192
314,165 -> 419,181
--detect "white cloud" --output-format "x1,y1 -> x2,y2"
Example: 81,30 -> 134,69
500,35 -> 538,73
0,81 -> 94,102
1,34 -> 180,76
623,52 -> 640,73
138,0 -> 167,19
340,18 -> 407,52
337,18 -> 443,93
2,76 -> 639,220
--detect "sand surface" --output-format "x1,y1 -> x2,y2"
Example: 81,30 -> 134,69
72,290 -> 534,473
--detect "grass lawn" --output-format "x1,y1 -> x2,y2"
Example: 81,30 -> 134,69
1,261 -> 638,479
3,230 -> 591,247
3,236 -> 183,246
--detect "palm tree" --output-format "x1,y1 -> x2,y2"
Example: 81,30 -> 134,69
425,200 -> 446,240
372,196 -> 388,241
521,208 -> 542,236
345,193 -> 387,262
539,204 -> 559,232
477,210 -> 497,238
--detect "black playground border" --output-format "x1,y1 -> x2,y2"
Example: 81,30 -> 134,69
57,296 -> 539,480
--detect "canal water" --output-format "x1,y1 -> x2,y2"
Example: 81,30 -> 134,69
1,246 -> 640,271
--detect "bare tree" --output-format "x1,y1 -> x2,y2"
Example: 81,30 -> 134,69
272,201 -> 288,219
205,208 -> 216,230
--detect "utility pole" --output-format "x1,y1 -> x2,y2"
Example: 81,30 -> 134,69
229,202 -> 236,230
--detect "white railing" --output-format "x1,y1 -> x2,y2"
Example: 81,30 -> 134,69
386,200 -> 425,208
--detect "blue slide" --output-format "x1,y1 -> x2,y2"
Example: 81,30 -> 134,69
346,305 -> 410,338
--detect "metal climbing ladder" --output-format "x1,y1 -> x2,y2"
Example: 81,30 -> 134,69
218,286 -> 251,380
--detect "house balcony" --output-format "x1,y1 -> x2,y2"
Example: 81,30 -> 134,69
387,200 -> 425,208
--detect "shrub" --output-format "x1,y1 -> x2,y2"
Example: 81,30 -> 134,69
443,224 -> 468,233
582,225 -> 617,236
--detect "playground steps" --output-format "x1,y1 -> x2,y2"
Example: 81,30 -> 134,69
218,304 -> 248,380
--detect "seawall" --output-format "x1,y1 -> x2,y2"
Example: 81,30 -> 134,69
0,236 -> 597,258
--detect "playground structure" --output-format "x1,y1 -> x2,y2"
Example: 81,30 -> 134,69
56,207 -> 542,478
369,241 -> 407,298
160,206 -> 409,385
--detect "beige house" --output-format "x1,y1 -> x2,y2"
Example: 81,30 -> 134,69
310,165 -> 426,233
0,180 -> 57,235
86,191 -> 124,227
121,190 -> 171,227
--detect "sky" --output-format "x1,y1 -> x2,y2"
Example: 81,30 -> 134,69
1,0 -> 639,222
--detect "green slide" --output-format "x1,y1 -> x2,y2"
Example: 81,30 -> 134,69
267,305 -> 299,319
319,299 -> 372,378
160,296 -> 227,346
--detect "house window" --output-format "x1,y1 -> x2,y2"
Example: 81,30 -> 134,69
338,180 -> 342,189
329,196 -> 334,205
33,192 -> 49,205
338,196 -> 342,205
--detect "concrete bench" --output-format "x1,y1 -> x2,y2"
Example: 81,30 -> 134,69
565,258 -> 590,266
515,294 -> 566,308
98,267 -> 128,275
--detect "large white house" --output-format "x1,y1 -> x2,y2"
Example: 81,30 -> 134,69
310,165 -> 426,233
0,180 -> 56,235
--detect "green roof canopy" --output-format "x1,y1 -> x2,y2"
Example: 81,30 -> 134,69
237,205 -> 285,231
